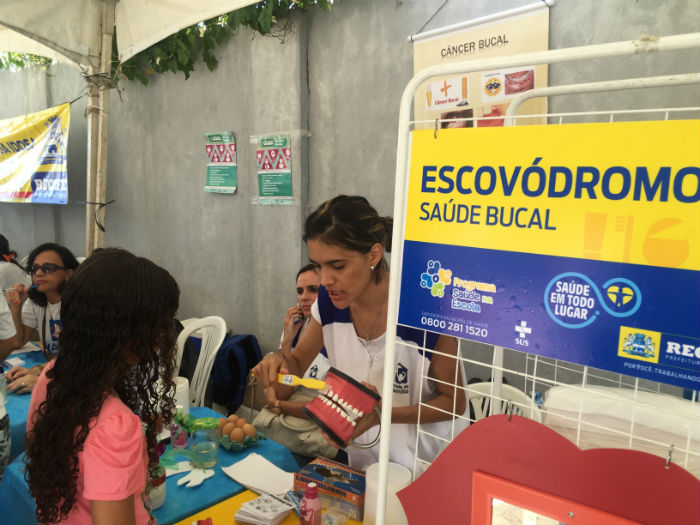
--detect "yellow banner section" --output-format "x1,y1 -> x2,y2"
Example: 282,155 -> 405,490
405,120 -> 700,270
0,103 -> 70,203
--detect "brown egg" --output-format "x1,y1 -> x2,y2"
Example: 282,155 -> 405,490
229,427 -> 245,443
235,417 -> 248,428
221,421 -> 236,437
228,414 -> 239,424
218,417 -> 228,430
242,423 -> 257,439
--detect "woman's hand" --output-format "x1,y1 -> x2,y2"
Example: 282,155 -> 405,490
281,305 -> 304,346
263,386 -> 278,409
5,365 -> 29,382
320,430 -> 342,449
351,382 -> 381,438
5,283 -> 30,307
352,408 -> 381,440
7,372 -> 37,394
252,352 -> 286,388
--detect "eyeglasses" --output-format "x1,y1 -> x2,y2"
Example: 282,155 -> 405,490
28,263 -> 66,274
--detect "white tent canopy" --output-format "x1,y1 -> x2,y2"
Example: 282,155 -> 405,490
0,0 -> 258,68
0,0 -> 258,254
0,26 -> 78,66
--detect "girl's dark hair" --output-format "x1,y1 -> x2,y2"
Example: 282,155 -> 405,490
296,263 -> 318,280
0,234 -> 23,270
26,248 -> 180,524
26,243 -> 80,307
303,195 -> 393,283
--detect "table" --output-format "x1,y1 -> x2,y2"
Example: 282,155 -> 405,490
0,407 -> 299,525
175,489 -> 363,525
4,349 -> 47,460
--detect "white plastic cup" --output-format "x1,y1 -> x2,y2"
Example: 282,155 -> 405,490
190,428 -> 219,469
363,462 -> 411,525
174,376 -> 189,416
149,466 -> 166,510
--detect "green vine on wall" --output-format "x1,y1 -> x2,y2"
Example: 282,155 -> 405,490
0,0 -> 332,84
0,52 -> 52,71
113,0 -> 332,85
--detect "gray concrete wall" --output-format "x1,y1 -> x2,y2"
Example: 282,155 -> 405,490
0,0 -> 698,358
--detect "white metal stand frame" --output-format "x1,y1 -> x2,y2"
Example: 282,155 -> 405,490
376,32 -> 700,525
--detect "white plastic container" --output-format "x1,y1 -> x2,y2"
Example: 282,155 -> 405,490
363,462 -> 411,525
174,376 -> 190,416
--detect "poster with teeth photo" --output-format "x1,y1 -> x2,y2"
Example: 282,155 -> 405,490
412,4 -> 549,129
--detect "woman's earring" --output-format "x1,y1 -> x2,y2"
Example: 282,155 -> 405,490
370,265 -> 375,270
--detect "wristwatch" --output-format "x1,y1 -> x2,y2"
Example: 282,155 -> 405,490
271,399 -> 282,414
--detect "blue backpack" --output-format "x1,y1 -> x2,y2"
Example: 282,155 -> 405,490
210,334 -> 262,415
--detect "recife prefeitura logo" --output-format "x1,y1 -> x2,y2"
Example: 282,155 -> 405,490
618,326 -> 660,364
420,260 -> 452,298
544,272 -> 642,329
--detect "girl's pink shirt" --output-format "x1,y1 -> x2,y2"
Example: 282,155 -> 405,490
28,361 -> 151,524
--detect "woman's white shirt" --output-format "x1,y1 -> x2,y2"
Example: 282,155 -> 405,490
311,286 -> 467,471
0,298 -> 17,417
21,300 -> 61,355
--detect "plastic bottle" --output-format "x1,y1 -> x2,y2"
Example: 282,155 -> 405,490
300,482 -> 322,525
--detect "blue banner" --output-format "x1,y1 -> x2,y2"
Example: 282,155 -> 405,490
399,241 -> 699,390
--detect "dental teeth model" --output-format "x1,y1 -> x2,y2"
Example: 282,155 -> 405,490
302,367 -> 381,447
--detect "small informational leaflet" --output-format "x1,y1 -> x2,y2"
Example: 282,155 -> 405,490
204,132 -> 237,193
399,120 -> 700,390
253,134 -> 293,206
0,103 -> 70,204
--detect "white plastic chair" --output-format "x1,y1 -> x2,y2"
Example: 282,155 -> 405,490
467,382 -> 542,423
179,317 -> 201,330
175,316 -> 226,407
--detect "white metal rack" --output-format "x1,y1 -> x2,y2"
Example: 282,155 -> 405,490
374,32 -> 700,525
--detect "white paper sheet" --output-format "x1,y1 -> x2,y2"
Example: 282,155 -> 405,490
10,342 -> 41,355
221,452 -> 294,496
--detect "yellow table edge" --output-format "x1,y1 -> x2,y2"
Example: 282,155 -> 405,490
175,489 -> 361,525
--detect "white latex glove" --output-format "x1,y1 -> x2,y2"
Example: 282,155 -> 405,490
177,468 -> 215,488
165,461 -> 194,477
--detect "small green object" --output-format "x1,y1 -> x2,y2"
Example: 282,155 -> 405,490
173,413 -> 219,433
190,417 -> 220,431
158,447 -> 195,469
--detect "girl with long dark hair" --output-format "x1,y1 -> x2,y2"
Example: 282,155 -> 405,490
4,243 -> 79,393
26,248 -> 179,524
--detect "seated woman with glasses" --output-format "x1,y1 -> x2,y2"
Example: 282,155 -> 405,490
3,243 -> 79,394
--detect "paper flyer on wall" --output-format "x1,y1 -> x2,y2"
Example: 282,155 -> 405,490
0,103 -> 70,204
398,120 -> 700,390
252,134 -> 294,206
412,5 -> 549,129
204,132 -> 237,193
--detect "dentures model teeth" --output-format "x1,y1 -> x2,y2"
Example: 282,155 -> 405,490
302,367 -> 381,447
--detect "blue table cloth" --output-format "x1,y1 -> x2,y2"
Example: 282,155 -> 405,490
4,350 -> 48,460
0,406 -> 299,525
